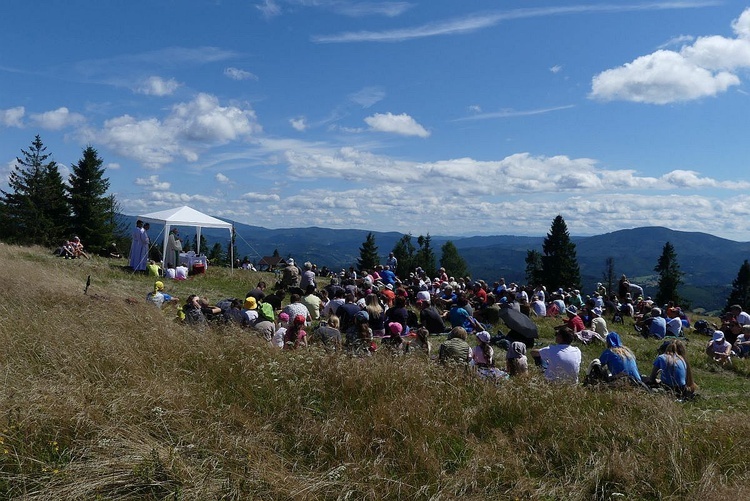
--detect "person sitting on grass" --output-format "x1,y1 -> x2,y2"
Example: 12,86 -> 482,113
706,331 -> 733,366
146,259 -> 162,277
646,339 -> 696,398
283,314 -> 308,350
597,332 -> 642,383
438,327 -> 472,366
146,281 -> 178,308
506,341 -> 529,377
563,305 -> 585,333
311,315 -> 342,353
272,312 -> 290,348
182,295 -> 207,326
733,325 -> 750,358
531,326 -> 582,384
381,322 -> 406,355
471,330 -> 506,380
406,327 -> 431,357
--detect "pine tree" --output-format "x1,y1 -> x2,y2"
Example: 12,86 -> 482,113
654,241 -> 683,306
416,234 -> 437,278
392,234 -> 416,278
525,249 -> 544,286
68,145 -> 117,252
602,257 -> 616,297
440,240 -> 468,279
725,260 -> 750,312
540,215 -> 581,290
357,232 -> 380,272
0,135 -> 70,246
208,242 -> 225,265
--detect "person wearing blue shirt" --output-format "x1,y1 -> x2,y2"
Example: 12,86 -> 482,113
599,332 -> 642,382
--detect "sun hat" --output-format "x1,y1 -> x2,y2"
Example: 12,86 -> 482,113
354,310 -> 369,322
388,322 -> 403,335
279,312 -> 290,323
244,297 -> 257,309
293,314 -> 306,326
592,307 -> 603,316
155,281 -> 164,291
475,330 -> 491,344
713,331 -> 725,342
566,305 -> 578,315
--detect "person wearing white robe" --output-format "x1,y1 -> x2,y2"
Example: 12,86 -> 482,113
165,228 -> 183,268
129,220 -> 145,270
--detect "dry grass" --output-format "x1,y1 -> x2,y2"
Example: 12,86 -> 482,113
2,244 -> 750,499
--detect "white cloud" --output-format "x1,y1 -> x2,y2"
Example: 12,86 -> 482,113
349,86 -> 386,108
135,76 -> 181,96
106,162 -> 120,170
290,116 -> 308,131
591,8 -> 750,104
224,67 -> 258,81
468,105 -> 482,113
91,93 -> 262,169
135,175 -> 171,190
313,3 -> 714,43
455,105 -> 574,121
364,112 -> 430,137
241,192 -> 281,202
658,35 -> 694,49
257,0 -> 281,19
333,2 -> 413,18
1,106 -> 24,127
550,65 -> 562,74
215,173 -> 231,183
29,107 -> 85,130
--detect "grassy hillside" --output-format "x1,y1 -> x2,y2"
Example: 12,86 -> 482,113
3,244 -> 750,499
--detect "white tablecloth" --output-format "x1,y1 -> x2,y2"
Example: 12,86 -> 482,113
179,253 -> 208,269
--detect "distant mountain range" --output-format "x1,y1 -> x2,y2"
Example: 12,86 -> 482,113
121,214 -> 750,312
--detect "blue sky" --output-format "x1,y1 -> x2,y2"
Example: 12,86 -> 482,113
3,1 -> 750,240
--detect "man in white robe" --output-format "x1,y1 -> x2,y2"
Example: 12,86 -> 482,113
165,228 -> 183,268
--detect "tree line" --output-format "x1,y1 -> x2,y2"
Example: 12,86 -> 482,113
0,135 -> 120,254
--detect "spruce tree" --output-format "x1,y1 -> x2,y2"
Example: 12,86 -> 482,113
68,146 -> 117,252
357,232 -> 380,272
440,240 -> 468,279
525,249 -> 544,286
725,260 -> 750,312
392,234 -> 416,278
416,234 -> 437,278
0,135 -> 70,246
654,241 -> 683,306
541,215 -> 581,290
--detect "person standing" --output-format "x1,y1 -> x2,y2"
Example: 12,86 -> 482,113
129,220 -> 144,270
165,228 -> 183,268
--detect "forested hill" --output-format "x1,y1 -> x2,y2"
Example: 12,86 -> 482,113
120,215 -> 750,312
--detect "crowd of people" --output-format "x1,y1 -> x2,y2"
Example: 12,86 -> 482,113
143,257 -> 750,398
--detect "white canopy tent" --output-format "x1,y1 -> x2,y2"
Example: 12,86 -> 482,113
139,206 -> 234,270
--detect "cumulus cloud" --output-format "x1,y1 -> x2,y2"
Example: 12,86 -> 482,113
91,93 -> 262,169
215,173 -> 231,183
135,175 -> 171,190
591,8 -> 750,104
1,107 -> 24,127
241,192 -> 281,202
135,76 -> 181,96
364,112 -> 430,137
290,116 -> 308,131
29,107 -> 85,130
224,67 -> 258,81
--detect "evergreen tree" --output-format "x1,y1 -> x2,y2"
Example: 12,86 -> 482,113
392,234 -> 416,278
68,145 -> 117,252
193,234 -> 208,254
525,249 -> 544,286
357,232 -> 380,271
654,241 -> 683,306
273,248 -> 280,257
540,215 -> 581,290
416,234 -> 437,278
725,260 -> 750,313
440,240 -> 468,279
603,257 -> 616,297
0,135 -> 70,246
208,242 -> 225,265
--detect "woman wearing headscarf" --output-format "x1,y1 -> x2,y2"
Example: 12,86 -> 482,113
599,332 -> 642,382
506,341 -> 528,376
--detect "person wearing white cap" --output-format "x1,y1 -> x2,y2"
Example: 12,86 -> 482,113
706,331 -> 732,365
590,307 -> 608,337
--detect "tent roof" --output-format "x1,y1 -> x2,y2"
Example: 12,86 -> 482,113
139,206 -> 232,230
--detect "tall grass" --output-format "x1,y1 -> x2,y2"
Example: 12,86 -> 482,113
1,244 -> 750,499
